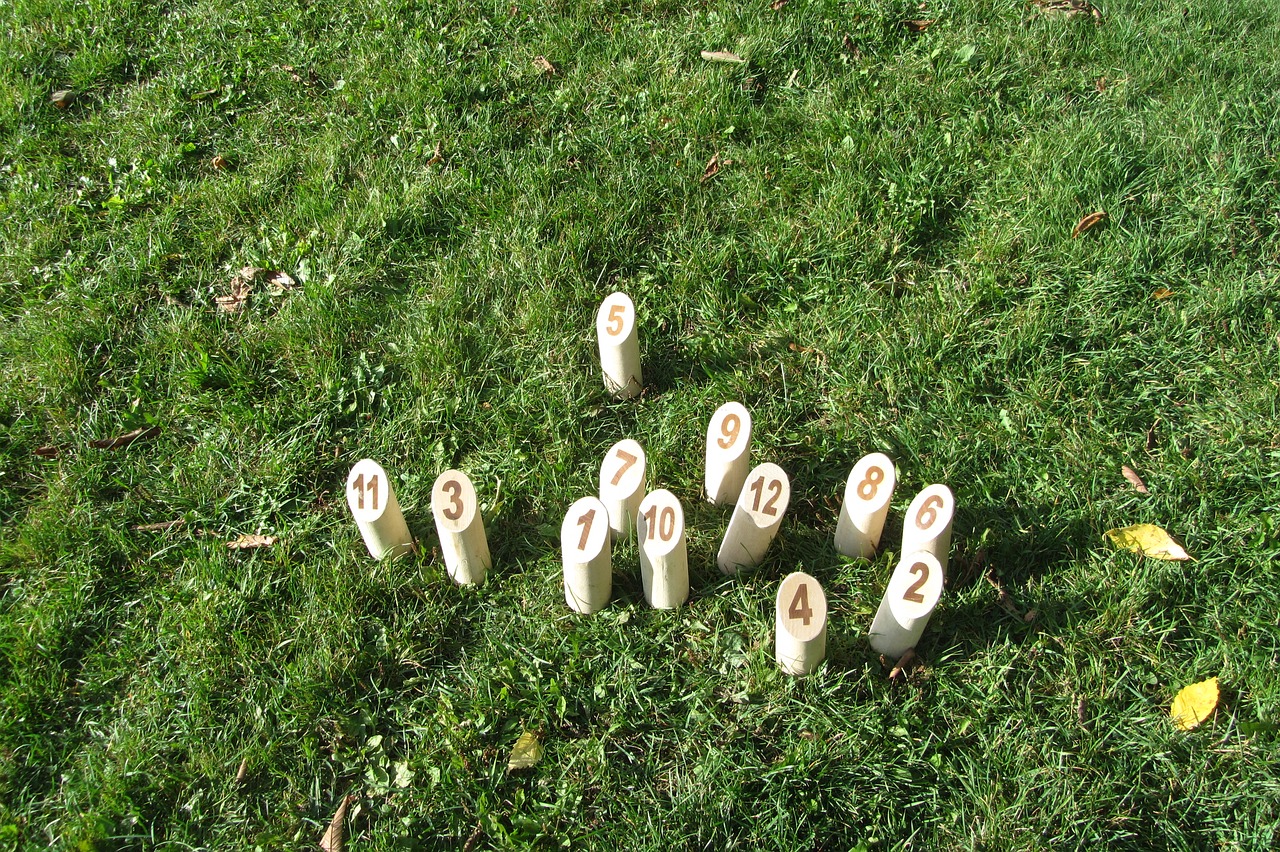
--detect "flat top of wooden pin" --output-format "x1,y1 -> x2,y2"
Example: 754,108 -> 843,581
346,458 -> 392,521
736,462 -> 791,526
776,571 -> 827,641
561,495 -> 609,560
638,488 -> 684,556
888,551 -> 944,623
595,291 -> 636,340
844,452 -> 896,511
431,469 -> 478,531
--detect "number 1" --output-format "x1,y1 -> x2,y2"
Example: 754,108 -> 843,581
576,508 -> 596,551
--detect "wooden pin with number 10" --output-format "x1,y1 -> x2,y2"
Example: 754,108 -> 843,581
775,571 -> 828,675
834,453 -> 896,559
596,292 -> 642,399
345,459 -> 415,560
431,470 -> 491,585
717,462 -> 790,574
704,402 -> 752,504
637,489 -> 688,609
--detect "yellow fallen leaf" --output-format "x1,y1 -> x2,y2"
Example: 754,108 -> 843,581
226,534 -> 277,550
1170,677 -> 1219,731
1104,523 -> 1190,561
319,794 -> 354,852
507,730 -> 542,771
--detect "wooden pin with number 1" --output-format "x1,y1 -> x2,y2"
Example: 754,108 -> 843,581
431,470 -> 491,585
562,496 -> 611,614
596,292 -> 642,399
345,459 -> 415,560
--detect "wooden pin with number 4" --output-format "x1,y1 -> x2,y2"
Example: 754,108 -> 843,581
717,462 -> 790,574
431,470 -> 491,585
776,571 -> 827,675
345,459 -> 415,560
562,496 -> 611,614
596,292 -> 642,399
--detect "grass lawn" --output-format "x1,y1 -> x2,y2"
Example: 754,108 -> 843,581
2,0 -> 1279,848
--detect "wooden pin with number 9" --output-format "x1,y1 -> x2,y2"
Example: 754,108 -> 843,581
868,551 -> 944,658
431,470 -> 491,585
345,459 -> 415,561
834,452 -> 896,559
561,495 -> 612,614
704,401 -> 752,504
776,571 -> 828,675
596,291 -> 642,399
900,484 -> 955,575
637,489 -> 688,609
717,462 -> 791,574
599,438 -> 646,539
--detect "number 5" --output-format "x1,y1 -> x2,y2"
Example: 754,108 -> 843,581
606,303 -> 626,336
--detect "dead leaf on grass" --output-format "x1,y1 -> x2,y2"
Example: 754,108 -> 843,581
216,266 -> 258,313
134,518 -> 186,532
210,155 -> 229,170
701,152 -> 733,182
1071,211 -> 1106,238
227,534 -> 277,550
904,20 -> 935,32
235,757 -> 250,785
1121,465 -> 1149,494
1152,287 -> 1174,300
50,89 -> 76,109
507,730 -> 543,771
1146,418 -> 1160,451
770,0 -> 789,9
889,648 -> 918,681
700,50 -> 746,64
34,445 -> 63,458
426,141 -> 444,167
1104,523 -> 1191,561
1030,0 -> 1102,23
266,270 -> 296,296
1170,676 -> 1219,731
319,794 -> 355,852
533,55 -> 557,75
89,425 -> 161,450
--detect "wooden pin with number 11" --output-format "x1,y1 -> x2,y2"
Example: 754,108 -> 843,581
431,470 -> 491,585
596,292 -> 642,399
345,459 -> 415,560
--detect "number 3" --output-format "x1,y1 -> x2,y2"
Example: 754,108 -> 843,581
441,479 -> 463,521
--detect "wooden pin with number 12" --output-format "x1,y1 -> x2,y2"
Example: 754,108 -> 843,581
345,459 -> 415,561
596,292 -> 642,399
431,470 -> 491,585
717,462 -> 790,574
776,571 -> 827,675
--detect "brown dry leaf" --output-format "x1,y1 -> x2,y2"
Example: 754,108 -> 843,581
235,757 -> 250,785
1122,465 -> 1149,494
319,794 -> 354,852
1031,0 -> 1102,23
1095,76 -> 1107,93
889,648 -> 918,681
904,19 -> 935,32
427,141 -> 444,167
1170,677 -> 1219,731
50,89 -> 76,109
1104,523 -> 1191,561
533,55 -> 557,75
34,445 -> 63,458
702,153 -> 722,182
210,155 -> 229,170
227,534 -> 277,550
216,266 -> 260,313
507,730 -> 543,771
1152,287 -> 1174,300
1146,418 -> 1160,451
842,33 -> 859,58
266,270 -> 296,296
1071,211 -> 1106,238
770,0 -> 788,9
700,50 -> 746,64
134,518 -> 186,532
89,425 -> 161,450
986,569 -> 1024,618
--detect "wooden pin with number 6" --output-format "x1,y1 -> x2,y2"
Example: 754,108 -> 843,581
637,489 -> 688,609
596,291 -> 642,399
345,459 -> 415,560
561,496 -> 612,614
704,401 -> 752,504
868,551 -> 944,658
834,452 -> 896,559
431,470 -> 491,585
599,439 -> 646,539
775,571 -> 828,675
901,484 -> 955,575
717,462 -> 791,574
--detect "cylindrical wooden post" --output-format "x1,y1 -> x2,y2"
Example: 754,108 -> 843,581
345,459 -> 415,560
599,438 -> 646,539
561,496 -> 611,614
431,470 -> 491,585
596,291 -> 642,399
901,484 -> 955,574
704,401 -> 752,504
834,452 -> 896,559
775,571 -> 828,675
868,551 -> 944,658
637,489 -> 688,609
717,462 -> 791,574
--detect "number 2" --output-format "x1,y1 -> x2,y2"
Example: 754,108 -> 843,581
606,303 -> 626,336
352,473 -> 379,511
749,476 -> 782,516
441,479 -> 463,521
903,561 -> 929,603
610,449 -> 638,486
788,583 -> 813,626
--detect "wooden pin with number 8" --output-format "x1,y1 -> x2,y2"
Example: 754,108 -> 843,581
717,462 -> 791,574
834,452 -> 896,559
561,496 -> 612,614
431,470 -> 491,585
595,292 -> 642,399
637,489 -> 688,609
775,571 -> 828,675
345,459 -> 415,561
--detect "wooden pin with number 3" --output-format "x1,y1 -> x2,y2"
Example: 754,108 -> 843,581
345,459 -> 415,560
431,470 -> 491,585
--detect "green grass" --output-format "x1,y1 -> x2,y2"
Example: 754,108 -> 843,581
2,0 -> 1279,848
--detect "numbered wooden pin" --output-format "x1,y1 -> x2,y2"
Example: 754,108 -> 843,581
704,402 -> 752,504
561,496 -> 611,614
596,291 -> 642,399
637,489 -> 688,609
599,439 -> 646,539
775,571 -> 828,675
868,551 -> 944,658
834,453 -> 896,559
901,484 -> 955,574
345,459 -> 415,560
431,470 -> 491,585
717,462 -> 791,574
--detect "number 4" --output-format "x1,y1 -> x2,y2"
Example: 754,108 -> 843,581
788,583 -> 813,626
